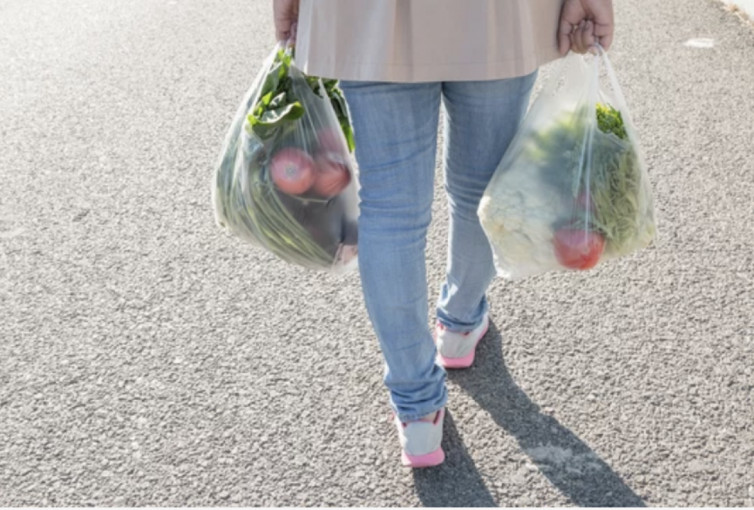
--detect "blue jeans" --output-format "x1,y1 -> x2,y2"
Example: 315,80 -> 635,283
340,73 -> 537,422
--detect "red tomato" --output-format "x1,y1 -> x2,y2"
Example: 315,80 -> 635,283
312,153 -> 351,198
269,148 -> 316,195
553,228 -> 605,270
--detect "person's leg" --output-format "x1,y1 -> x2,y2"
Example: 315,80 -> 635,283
437,72 -> 538,332
339,80 -> 446,423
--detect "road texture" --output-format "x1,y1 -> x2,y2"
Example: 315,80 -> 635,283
1,0 -> 753,506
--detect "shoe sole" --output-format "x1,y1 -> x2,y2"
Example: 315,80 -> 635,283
401,447 -> 445,468
436,322 -> 489,369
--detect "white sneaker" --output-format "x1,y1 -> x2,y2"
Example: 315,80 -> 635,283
394,408 -> 445,468
434,314 -> 490,369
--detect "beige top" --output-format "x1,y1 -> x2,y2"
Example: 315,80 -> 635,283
296,0 -> 565,82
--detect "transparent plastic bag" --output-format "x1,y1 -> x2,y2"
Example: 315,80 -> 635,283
478,47 -> 656,280
212,43 -> 359,272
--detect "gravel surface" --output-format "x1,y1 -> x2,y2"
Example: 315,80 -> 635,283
1,0 -> 752,506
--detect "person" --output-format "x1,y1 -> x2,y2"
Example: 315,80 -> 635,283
273,0 -> 614,468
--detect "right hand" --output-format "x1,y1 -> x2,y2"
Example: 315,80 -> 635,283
558,0 -> 614,55
273,0 -> 300,42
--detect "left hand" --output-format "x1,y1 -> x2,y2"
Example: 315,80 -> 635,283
273,0 -> 300,42
558,0 -> 614,55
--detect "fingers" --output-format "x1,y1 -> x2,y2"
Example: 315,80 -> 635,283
273,0 -> 299,42
558,0 -> 614,54
558,18 -> 575,55
569,20 -> 584,54
581,20 -> 596,52
569,20 -> 596,54
558,0 -> 586,55
275,26 -> 291,42
592,0 -> 614,50
593,22 -> 614,51
274,11 -> 294,41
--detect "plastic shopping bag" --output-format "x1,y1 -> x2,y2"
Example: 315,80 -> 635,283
478,47 -> 656,279
212,43 -> 359,272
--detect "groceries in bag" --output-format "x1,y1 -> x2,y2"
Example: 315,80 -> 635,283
212,44 -> 359,272
478,48 -> 656,279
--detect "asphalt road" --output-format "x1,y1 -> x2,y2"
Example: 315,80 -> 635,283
1,0 -> 753,506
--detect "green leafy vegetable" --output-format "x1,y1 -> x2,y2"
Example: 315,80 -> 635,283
246,48 -> 355,152
596,102 -> 627,139
526,102 -> 654,255
587,104 -> 650,255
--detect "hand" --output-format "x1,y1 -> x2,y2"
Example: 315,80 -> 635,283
558,0 -> 614,55
273,0 -> 299,42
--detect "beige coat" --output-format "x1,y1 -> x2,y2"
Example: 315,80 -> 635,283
296,0 -> 565,82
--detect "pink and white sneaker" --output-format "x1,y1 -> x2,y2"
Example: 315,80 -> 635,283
394,408 -> 445,468
434,314 -> 490,369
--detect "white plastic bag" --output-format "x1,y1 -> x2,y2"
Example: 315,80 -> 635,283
478,48 -> 656,279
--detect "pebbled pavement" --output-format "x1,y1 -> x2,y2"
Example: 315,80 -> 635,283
1,0 -> 752,506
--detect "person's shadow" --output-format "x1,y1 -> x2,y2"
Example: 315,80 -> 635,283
425,320 -> 647,507
412,408 -> 498,506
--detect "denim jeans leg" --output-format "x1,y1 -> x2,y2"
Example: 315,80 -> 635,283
436,71 -> 538,332
340,80 -> 447,423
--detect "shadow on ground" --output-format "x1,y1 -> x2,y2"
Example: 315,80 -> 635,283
443,320 -> 646,507
412,409 -> 497,507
